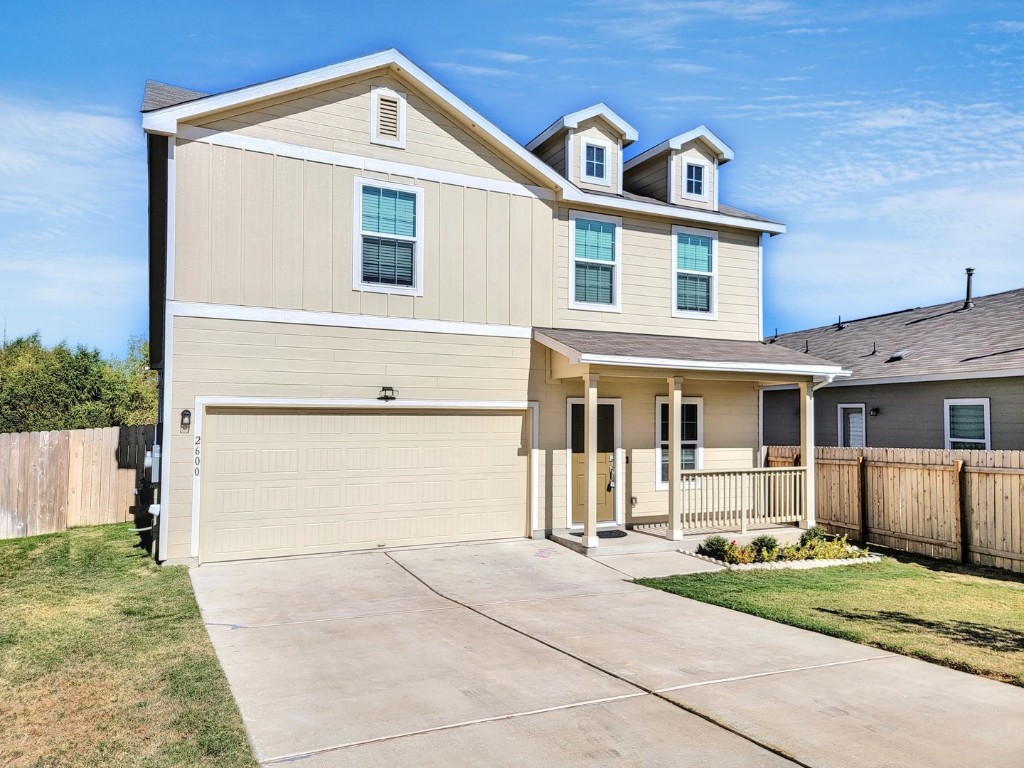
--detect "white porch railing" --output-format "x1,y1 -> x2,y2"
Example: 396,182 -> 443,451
679,466 -> 807,533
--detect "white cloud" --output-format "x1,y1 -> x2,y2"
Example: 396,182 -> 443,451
432,62 -> 527,78
992,20 -> 1024,33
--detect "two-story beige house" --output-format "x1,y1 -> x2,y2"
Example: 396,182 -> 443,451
142,49 -> 844,565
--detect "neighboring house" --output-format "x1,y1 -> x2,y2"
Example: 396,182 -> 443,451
762,274 -> 1024,451
142,49 -> 844,565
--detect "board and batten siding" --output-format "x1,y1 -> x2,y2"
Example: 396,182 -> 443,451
195,72 -> 534,185
164,315 -> 534,561
173,139 -> 556,328
552,207 -> 761,340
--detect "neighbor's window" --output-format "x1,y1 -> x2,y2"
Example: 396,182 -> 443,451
570,212 -> 621,310
945,398 -> 990,450
838,404 -> 866,448
581,140 -> 610,184
355,180 -> 423,295
686,163 -> 704,197
673,226 -> 716,317
656,396 -> 703,487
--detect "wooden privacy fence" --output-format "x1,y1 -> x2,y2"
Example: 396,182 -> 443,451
0,425 -> 155,540
767,446 -> 1024,573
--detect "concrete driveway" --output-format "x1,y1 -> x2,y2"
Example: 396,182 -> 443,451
191,540 -> 1024,767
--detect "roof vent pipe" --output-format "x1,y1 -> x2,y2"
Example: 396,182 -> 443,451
963,267 -> 975,310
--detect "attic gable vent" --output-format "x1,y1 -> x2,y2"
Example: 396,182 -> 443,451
371,86 -> 406,149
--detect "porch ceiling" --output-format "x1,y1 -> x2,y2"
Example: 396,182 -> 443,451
534,327 -> 848,380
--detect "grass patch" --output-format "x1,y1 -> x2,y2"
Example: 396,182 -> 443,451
638,555 -> 1024,686
0,525 -> 256,768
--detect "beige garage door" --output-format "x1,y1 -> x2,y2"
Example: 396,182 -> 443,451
199,409 -> 530,563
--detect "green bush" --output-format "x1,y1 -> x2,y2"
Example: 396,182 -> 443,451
697,535 -> 730,560
749,534 -> 780,562
799,525 -> 830,547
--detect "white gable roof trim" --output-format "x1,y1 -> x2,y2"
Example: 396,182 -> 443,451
525,102 -> 639,151
624,126 -> 735,171
142,49 -> 780,233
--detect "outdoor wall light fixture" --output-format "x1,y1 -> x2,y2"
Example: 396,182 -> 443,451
377,386 -> 398,402
869,407 -> 880,417
180,409 -> 192,432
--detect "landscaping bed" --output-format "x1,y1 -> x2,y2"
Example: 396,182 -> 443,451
638,553 -> 1024,687
0,524 -> 256,767
694,526 -> 874,568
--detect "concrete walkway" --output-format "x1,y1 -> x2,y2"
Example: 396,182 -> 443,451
191,540 -> 1024,767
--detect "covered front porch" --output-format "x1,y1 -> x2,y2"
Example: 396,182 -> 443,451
533,328 -> 847,553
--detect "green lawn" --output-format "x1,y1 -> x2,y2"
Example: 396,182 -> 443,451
638,556 -> 1024,687
0,525 -> 257,768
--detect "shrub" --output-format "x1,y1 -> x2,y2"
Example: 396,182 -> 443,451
697,535 -> 731,560
799,525 -> 830,547
724,542 -> 756,564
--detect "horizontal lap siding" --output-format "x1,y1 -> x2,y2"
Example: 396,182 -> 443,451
551,208 -> 760,339
674,146 -> 716,210
534,134 -> 566,176
624,155 -> 668,201
173,140 -> 555,328
165,316 -> 534,560
197,72 -> 532,184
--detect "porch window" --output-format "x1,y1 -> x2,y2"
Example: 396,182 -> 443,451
672,226 -> 717,318
656,396 -> 703,488
570,211 -> 622,311
945,398 -> 990,450
354,178 -> 424,296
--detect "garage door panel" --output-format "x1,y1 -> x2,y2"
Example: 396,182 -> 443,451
201,409 -> 529,562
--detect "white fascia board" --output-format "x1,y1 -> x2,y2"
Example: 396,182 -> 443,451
579,353 -> 848,377
823,369 -> 1024,387
143,48 -> 567,193
526,102 -> 639,150
624,125 -> 735,171
170,301 -> 533,339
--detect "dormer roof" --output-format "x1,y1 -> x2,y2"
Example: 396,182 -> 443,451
525,103 -> 639,151
623,125 -> 734,171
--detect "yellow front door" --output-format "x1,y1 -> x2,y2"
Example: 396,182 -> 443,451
570,402 -> 617,525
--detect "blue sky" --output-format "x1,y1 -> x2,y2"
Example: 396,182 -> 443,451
2,1 -> 1023,356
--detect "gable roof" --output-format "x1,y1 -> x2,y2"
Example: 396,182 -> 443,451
141,81 -> 208,112
535,327 -> 845,378
624,126 -> 734,171
525,103 -> 639,151
767,286 -> 1024,386
141,49 -> 782,234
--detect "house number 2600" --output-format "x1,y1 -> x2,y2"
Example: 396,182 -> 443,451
194,436 -> 201,477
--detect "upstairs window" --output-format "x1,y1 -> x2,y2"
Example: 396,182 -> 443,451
686,163 -> 704,197
580,139 -> 611,185
354,179 -> 423,296
370,86 -> 407,149
672,226 -> 717,318
569,211 -> 621,311
945,399 -> 990,450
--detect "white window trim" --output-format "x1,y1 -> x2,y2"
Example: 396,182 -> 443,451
569,210 -> 622,313
655,395 -> 704,491
944,398 -> 991,450
671,224 -> 718,320
580,137 -> 613,186
564,397 -> 624,530
681,158 -> 711,202
837,403 -> 866,448
370,86 -> 407,149
352,176 -> 424,297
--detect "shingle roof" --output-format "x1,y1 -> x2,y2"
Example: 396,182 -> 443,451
582,189 -> 780,225
767,286 -> 1024,383
141,81 -> 208,112
535,327 -> 842,373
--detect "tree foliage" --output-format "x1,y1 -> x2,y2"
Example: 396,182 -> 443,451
0,334 -> 158,433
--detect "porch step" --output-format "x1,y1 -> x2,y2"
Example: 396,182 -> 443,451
549,524 -> 803,558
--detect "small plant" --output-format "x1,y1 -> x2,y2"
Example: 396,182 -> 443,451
697,535 -> 731,560
799,525 -> 830,547
724,541 -> 756,564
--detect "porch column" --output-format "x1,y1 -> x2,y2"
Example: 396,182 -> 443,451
666,376 -> 684,541
582,373 -> 600,548
799,380 -> 816,529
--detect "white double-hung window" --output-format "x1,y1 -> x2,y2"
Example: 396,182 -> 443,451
354,178 -> 424,296
672,225 -> 717,318
944,398 -> 991,450
569,211 -> 622,311
656,396 -> 703,489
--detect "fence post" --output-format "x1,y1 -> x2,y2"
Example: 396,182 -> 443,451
954,460 -> 968,564
858,454 -> 869,545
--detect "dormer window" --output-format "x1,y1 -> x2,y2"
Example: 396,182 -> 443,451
683,161 -> 709,201
370,86 -> 407,149
580,139 -> 612,185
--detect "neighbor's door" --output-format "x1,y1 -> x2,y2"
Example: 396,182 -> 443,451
570,402 -> 617,525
